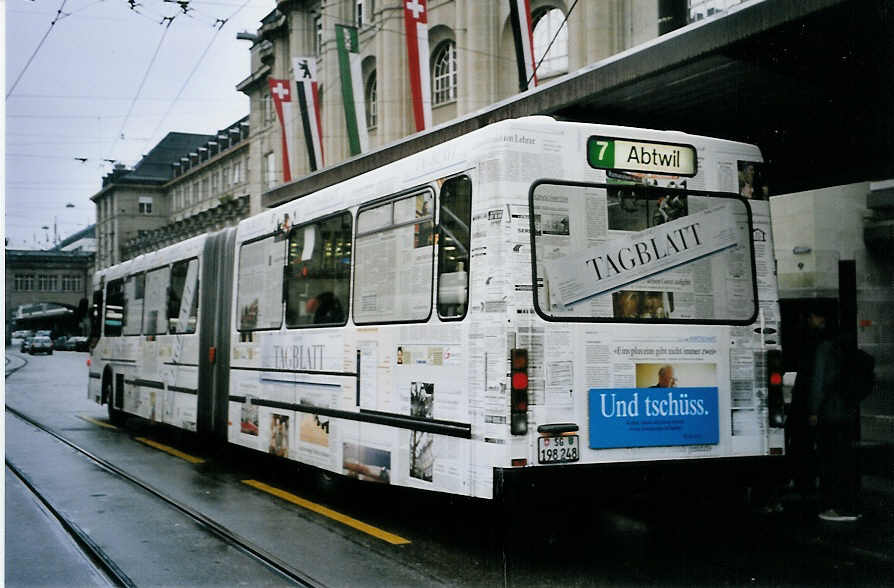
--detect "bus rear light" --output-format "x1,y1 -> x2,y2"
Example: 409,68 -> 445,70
510,348 -> 528,435
86,358 -> 91,367
767,349 -> 785,428
511,458 -> 527,467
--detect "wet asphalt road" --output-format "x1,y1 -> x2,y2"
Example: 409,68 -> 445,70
5,347 -> 893,586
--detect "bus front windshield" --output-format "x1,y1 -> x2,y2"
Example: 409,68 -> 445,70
531,182 -> 757,324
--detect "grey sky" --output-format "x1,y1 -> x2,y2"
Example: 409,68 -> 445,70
4,0 -> 274,249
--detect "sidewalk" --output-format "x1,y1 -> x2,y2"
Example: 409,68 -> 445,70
772,460 -> 893,566
753,414 -> 893,564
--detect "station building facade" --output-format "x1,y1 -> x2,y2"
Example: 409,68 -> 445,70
92,121 -> 253,268
91,0 -> 680,270
5,226 -> 96,338
238,0 -> 667,185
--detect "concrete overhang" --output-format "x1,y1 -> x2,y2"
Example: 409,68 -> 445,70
263,0 -> 893,210
237,64 -> 272,94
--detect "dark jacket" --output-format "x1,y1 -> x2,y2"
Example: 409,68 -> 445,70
790,334 -> 822,419
807,339 -> 858,425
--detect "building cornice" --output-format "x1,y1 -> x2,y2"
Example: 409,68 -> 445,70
6,249 -> 95,266
90,180 -> 166,202
165,140 -> 250,188
121,195 -> 250,259
237,64 -> 272,94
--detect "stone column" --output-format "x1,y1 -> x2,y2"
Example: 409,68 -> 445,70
378,0 -> 412,145
458,0 -> 498,116
567,0 -> 616,72
322,1 -> 351,167
287,7 -> 312,179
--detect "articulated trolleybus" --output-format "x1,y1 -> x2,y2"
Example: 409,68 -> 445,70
89,117 -> 785,500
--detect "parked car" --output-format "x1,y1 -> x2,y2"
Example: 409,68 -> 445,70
21,337 -> 33,353
13,330 -> 34,347
28,336 -> 53,355
54,336 -> 69,350
68,336 -> 89,351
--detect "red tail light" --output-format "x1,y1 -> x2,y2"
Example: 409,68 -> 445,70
510,348 -> 528,435
767,349 -> 785,428
86,358 -> 91,367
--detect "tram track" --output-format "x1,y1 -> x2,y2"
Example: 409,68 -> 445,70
6,458 -> 133,587
5,404 -> 327,588
5,350 -> 28,378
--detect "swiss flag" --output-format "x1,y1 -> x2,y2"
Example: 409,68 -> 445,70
269,78 -> 295,182
403,0 -> 432,131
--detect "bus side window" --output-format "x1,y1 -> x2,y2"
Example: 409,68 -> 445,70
144,266 -> 170,336
168,259 -> 199,334
236,237 -> 285,331
123,273 -> 145,336
105,278 -> 125,337
285,212 -> 352,328
353,188 -> 435,324
437,175 -> 472,319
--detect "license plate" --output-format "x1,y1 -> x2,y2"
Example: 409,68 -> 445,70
537,435 -> 580,464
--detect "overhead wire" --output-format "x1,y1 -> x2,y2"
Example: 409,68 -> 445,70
143,0 -> 253,150
7,93 -> 234,102
9,1 -> 570,166
7,0 -> 71,98
107,14 -> 176,157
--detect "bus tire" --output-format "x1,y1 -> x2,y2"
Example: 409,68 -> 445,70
103,373 -> 124,426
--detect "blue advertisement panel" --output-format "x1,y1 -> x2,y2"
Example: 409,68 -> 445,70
588,387 -> 719,449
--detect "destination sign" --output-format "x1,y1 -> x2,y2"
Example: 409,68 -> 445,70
588,137 -> 697,176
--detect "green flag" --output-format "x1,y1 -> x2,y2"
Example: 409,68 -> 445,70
335,25 -> 369,156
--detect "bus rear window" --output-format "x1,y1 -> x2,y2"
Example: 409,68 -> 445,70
531,181 -> 757,324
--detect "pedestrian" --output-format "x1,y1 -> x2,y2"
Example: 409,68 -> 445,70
808,318 -> 862,522
786,306 -> 829,497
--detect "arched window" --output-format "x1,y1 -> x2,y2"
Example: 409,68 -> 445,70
431,40 -> 457,106
533,7 -> 568,79
366,72 -> 377,130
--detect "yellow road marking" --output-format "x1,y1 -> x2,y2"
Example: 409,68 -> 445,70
242,479 -> 411,545
135,437 -> 205,464
79,415 -> 118,430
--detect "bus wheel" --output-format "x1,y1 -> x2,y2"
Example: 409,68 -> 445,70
104,376 -> 124,426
